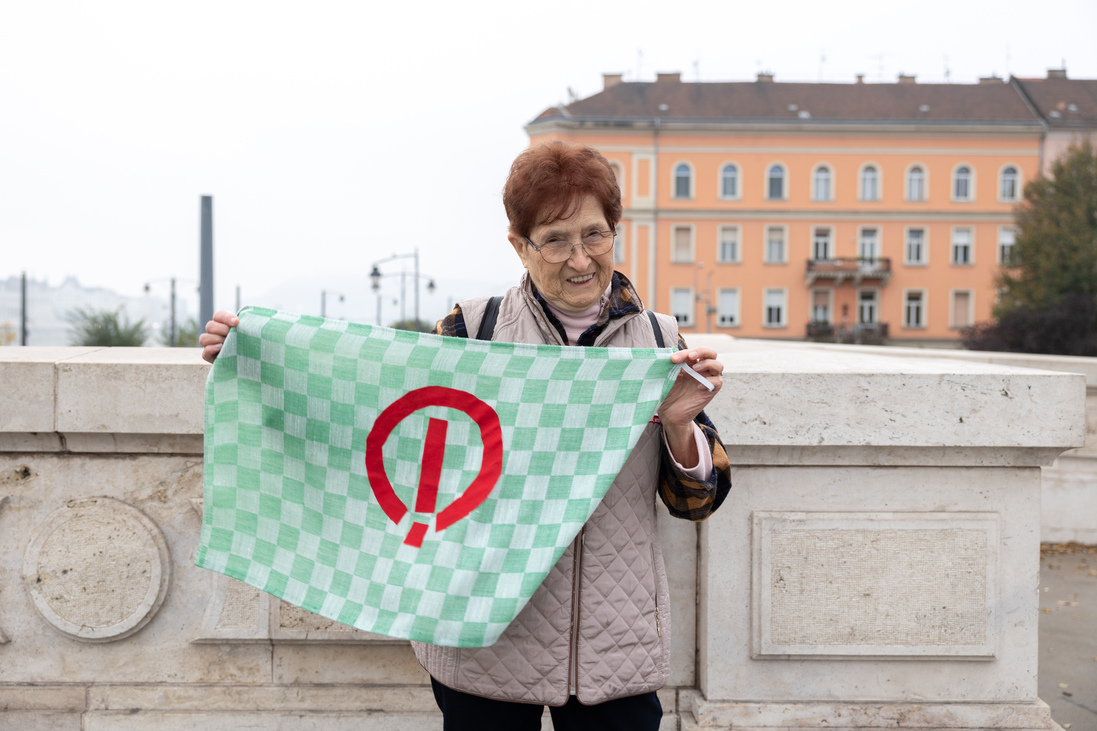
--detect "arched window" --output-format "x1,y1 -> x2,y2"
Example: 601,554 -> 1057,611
766,164 -> 785,200
906,165 -> 926,201
954,165 -> 973,200
812,165 -> 832,201
860,164 -> 880,201
1000,166 -> 1019,201
720,164 -> 739,199
673,163 -> 692,199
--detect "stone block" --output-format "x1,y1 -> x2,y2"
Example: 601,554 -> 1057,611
659,510 -> 697,687
708,346 -> 1085,453
0,712 -> 82,730
752,511 -> 999,659
698,465 -> 1042,704
0,686 -> 85,711
55,348 -> 208,436
273,644 -> 432,685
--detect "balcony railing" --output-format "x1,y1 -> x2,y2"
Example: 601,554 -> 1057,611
806,257 -> 891,286
807,321 -> 889,344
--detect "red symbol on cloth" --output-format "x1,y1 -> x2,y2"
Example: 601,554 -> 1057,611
365,386 -> 503,548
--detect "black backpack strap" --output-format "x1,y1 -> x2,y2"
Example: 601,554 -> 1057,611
475,296 -> 503,341
646,310 -> 665,348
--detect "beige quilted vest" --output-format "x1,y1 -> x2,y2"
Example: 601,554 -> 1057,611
413,275 -> 681,705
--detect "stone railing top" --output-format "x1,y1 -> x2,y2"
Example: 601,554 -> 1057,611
0,343 -> 1085,455
1,347 -> 209,437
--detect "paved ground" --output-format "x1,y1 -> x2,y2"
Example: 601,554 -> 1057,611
1039,543 -> 1097,730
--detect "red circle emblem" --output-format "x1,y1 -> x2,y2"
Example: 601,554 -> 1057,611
365,386 -> 503,547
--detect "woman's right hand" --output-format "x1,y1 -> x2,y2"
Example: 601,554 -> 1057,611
198,311 -> 239,364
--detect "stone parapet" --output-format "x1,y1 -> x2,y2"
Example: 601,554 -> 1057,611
0,343 -> 1084,730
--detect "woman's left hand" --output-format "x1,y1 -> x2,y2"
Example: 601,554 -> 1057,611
658,347 -> 724,467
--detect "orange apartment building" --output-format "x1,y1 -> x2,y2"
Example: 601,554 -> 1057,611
526,70 -> 1096,344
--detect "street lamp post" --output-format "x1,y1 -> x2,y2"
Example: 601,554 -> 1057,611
145,277 -> 199,346
693,262 -> 705,332
321,290 -> 345,318
370,264 -> 434,327
370,251 -> 437,328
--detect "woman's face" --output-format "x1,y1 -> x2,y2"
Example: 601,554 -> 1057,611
508,194 -> 615,313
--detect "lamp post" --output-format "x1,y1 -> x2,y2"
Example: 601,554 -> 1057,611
321,290 -> 345,318
145,277 -> 198,346
693,262 -> 705,332
370,252 -> 437,328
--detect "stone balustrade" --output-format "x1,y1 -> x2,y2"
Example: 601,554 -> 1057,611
0,341 -> 1086,730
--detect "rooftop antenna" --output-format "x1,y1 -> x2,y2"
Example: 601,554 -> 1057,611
819,51 -> 826,81
871,53 -> 885,82
693,58 -> 700,82
944,55 -> 951,83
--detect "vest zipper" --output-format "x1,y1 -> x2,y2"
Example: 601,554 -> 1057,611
567,527 -> 585,696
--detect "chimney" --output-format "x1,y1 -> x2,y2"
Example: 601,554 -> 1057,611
855,74 -> 865,84
656,72 -> 681,83
897,74 -> 917,84
603,73 -> 623,90
1047,68 -> 1068,79
756,72 -> 774,83
978,75 -> 1004,84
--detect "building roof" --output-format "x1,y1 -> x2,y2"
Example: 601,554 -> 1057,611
1013,74 -> 1097,127
530,73 -> 1044,128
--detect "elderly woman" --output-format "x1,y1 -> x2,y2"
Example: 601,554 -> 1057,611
200,141 -> 731,731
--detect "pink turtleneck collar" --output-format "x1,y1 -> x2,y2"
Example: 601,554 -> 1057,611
542,284 -> 611,346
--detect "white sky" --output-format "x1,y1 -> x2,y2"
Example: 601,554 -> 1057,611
3,0 -> 1096,325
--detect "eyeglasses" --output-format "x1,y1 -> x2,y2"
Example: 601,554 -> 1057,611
524,228 -> 616,264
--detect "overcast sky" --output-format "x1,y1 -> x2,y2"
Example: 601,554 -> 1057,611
3,0 -> 1095,325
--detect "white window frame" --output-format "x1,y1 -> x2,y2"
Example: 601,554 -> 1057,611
609,161 -> 625,202
671,224 -> 695,264
951,226 -> 974,266
763,288 -> 787,328
765,163 -> 787,201
904,226 -> 928,266
952,163 -> 975,202
672,162 -> 694,200
613,225 -> 626,264
671,287 -> 694,327
812,226 -> 833,261
949,289 -> 975,329
903,289 -> 927,329
858,225 -> 880,262
998,164 -> 1020,202
998,226 -> 1016,266
810,288 -> 834,324
764,224 -> 788,264
859,163 -> 882,202
717,224 -> 741,264
857,288 -> 879,325
717,287 -> 740,328
905,163 -> 928,202
811,164 -> 833,202
718,162 -> 741,200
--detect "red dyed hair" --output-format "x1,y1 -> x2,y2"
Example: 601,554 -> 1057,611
503,141 -> 622,238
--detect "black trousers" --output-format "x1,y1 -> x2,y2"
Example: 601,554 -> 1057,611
430,677 -> 662,731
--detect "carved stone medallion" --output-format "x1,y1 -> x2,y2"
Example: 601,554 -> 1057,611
23,497 -> 171,642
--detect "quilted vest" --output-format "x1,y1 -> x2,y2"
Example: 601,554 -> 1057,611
412,274 -> 681,706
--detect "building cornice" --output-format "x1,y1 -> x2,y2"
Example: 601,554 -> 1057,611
527,118 -> 1044,138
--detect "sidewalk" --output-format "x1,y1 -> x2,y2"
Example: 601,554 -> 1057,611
1039,543 -> 1097,730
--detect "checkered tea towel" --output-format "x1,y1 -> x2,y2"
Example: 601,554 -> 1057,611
195,307 -> 679,647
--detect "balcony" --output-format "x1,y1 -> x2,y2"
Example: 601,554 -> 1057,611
807,321 -> 889,344
806,257 -> 891,286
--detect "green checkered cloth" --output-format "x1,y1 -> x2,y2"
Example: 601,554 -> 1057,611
196,306 -> 678,647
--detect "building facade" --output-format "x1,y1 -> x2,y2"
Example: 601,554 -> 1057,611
526,70 -> 1093,343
